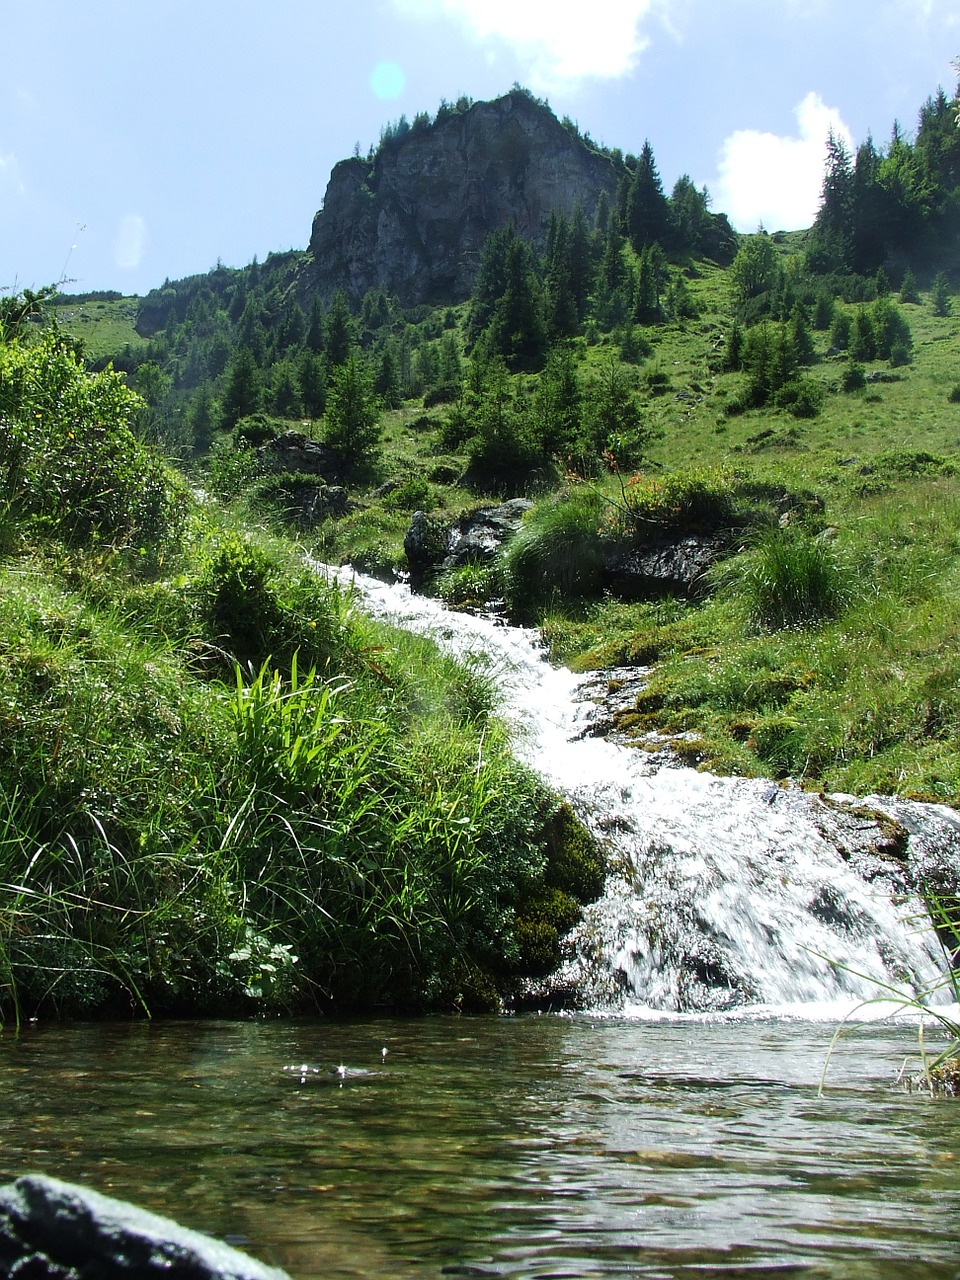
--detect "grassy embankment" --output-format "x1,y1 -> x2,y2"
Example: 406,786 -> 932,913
216,256 -> 960,806
0,322 -> 603,1025
40,250 -> 960,1030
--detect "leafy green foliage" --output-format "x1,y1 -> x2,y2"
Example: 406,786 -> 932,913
0,327 -> 186,553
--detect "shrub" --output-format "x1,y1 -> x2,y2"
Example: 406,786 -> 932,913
773,378 -> 823,418
618,467 -> 745,539
423,381 -> 461,408
842,361 -> 867,392
0,328 -> 186,552
382,474 -> 436,512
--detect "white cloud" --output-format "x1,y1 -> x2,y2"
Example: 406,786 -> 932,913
712,92 -> 853,233
392,0 -> 657,87
114,214 -> 147,271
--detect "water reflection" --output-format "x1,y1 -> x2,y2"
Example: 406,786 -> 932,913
1,1016 -> 958,1279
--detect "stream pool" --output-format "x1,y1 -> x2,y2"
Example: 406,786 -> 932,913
1,1014 -> 958,1279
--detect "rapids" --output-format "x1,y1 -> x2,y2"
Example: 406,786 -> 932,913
329,569 -> 960,1019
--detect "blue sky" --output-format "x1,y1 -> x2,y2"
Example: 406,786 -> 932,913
2,0 -> 958,297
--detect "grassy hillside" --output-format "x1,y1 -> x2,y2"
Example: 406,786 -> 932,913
57,238 -> 960,806
0,321 -> 604,1024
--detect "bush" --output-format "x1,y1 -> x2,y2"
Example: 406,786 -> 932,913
381,474 -> 436,512
618,467 -> 745,539
0,328 -> 186,552
772,378 -> 823,418
423,382 -> 461,408
842,361 -> 867,392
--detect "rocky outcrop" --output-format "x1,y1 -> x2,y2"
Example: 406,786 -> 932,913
258,430 -> 339,478
0,1174 -> 291,1280
306,91 -> 621,305
404,499 -> 531,586
602,533 -> 726,599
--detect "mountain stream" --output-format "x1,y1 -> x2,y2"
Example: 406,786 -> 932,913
331,570 -> 960,1019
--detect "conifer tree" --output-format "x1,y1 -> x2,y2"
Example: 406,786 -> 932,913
624,140 -> 671,253
305,296 -> 326,353
324,352 -> 381,473
298,349 -> 328,417
932,272 -> 952,316
535,344 -> 582,457
374,340 -> 403,409
325,289 -> 356,367
221,346 -> 263,428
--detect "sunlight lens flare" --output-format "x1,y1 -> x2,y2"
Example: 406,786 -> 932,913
370,61 -> 407,100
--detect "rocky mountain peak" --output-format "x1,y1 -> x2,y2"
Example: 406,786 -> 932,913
305,90 -> 622,306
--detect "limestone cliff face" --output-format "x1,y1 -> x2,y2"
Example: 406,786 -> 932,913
306,92 -> 621,305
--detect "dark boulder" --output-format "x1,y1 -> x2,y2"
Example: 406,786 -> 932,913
404,499 -> 531,587
602,533 -> 724,599
259,431 -> 340,479
444,499 -> 532,567
0,1174 -> 291,1280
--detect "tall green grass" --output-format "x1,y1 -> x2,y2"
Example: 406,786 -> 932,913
718,524 -> 853,630
0,539 -> 603,1021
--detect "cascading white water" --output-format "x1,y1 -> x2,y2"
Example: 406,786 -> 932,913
329,569 -> 960,1018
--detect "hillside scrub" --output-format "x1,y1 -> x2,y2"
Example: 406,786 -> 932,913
0,312 -> 605,1024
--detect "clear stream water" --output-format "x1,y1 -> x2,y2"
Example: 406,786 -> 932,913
2,574 -> 959,1278
1,1015 -> 959,1278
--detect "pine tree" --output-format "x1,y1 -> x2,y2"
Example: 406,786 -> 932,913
624,140 -> 671,253
477,232 -> 547,370
324,353 -> 381,473
467,224 -> 516,345
544,212 -> 579,338
586,356 -> 658,467
325,289 -> 356,367
298,349 -> 328,418
186,384 -> 218,453
808,130 -> 853,271
305,296 -> 326,354
932,272 -> 952,317
221,346 -> 263,428
270,360 -> 303,418
535,344 -> 582,457
789,304 -> 815,366
374,339 -> 403,409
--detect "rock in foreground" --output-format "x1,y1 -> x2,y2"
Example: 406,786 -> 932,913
0,1174 -> 291,1280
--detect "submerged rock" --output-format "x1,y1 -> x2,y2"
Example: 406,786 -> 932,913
0,1174 -> 291,1280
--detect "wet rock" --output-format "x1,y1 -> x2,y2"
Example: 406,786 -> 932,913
443,499 -> 532,567
404,499 -> 531,586
0,1174 -> 291,1280
602,534 -> 724,599
259,431 -> 340,479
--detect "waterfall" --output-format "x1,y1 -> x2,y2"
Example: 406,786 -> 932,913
329,569 -> 960,1018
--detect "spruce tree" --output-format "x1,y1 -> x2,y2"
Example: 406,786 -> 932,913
325,289 -> 356,367
625,140 -> 672,253
221,346 -> 263,428
932,272 -> 952,317
324,353 -> 381,473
